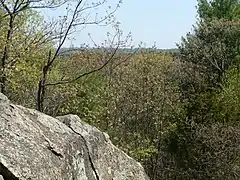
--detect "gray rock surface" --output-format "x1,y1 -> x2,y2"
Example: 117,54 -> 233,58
0,93 -> 9,104
0,93 -> 149,180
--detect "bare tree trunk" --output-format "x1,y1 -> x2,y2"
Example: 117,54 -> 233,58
37,50 -> 52,111
37,67 -> 47,111
0,14 -> 14,94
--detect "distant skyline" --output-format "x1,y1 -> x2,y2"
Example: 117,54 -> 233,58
41,1 -> 198,49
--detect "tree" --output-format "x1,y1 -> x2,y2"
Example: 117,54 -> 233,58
178,19 -> 240,92
36,23 -> 130,112
0,0 -> 130,113
0,0 -> 67,94
197,0 -> 240,21
213,67 -> 240,122
102,50 -> 184,179
166,2 -> 240,179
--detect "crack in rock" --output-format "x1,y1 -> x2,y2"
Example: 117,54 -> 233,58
47,145 -> 64,158
67,125 -> 100,180
0,162 -> 19,180
44,137 -> 64,158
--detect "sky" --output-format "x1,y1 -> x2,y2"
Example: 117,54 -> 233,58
115,0 -> 198,48
41,1 -> 198,49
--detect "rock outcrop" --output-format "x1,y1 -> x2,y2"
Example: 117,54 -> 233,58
0,93 -> 149,180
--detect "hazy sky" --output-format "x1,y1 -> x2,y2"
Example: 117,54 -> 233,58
115,0 -> 198,48
42,1 -> 198,49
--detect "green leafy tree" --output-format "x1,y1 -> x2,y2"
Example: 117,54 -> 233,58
197,0 -> 240,21
0,9 -> 54,108
0,0 -> 62,94
167,2 -> 240,179
178,19 -> 240,92
213,67 -> 240,122
103,51 -> 184,179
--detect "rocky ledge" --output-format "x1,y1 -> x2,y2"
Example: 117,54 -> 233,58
0,93 -> 149,180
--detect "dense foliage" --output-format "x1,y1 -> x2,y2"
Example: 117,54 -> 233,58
198,0 -> 240,21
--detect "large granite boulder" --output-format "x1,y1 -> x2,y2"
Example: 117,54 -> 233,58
0,93 -> 149,180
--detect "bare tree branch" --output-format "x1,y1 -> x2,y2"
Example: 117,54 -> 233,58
45,44 -> 120,86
